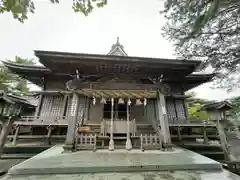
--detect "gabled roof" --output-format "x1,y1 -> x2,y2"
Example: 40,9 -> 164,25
201,101 -> 233,111
0,91 -> 36,107
107,37 -> 128,56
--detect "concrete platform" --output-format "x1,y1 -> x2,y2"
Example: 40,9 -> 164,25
7,145 -> 224,175
1,145 -> 240,180
2,170 -> 240,180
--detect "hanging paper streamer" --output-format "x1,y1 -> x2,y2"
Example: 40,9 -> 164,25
127,98 -> 131,106
135,99 -> 142,106
100,97 -> 106,104
93,97 -> 96,105
143,98 -> 147,106
118,98 -> 124,104
111,98 -> 114,107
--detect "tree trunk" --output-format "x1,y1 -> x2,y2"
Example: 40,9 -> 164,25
0,117 -> 14,157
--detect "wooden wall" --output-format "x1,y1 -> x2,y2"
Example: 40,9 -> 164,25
38,79 -> 188,124
37,94 -> 187,124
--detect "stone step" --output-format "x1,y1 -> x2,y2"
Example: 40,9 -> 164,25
1,153 -> 36,159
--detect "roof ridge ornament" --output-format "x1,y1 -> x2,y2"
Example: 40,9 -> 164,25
107,37 -> 128,56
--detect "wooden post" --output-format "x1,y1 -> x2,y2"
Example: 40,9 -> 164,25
0,117 -> 14,157
64,93 -> 79,151
203,127 -> 208,144
12,125 -> 20,146
109,98 -> 114,151
34,94 -> 43,119
156,90 -> 171,145
47,126 -> 52,145
177,126 -> 182,141
126,98 -> 132,150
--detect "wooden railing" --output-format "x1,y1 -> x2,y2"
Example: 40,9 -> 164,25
16,116 -> 83,125
140,134 -> 162,150
75,133 -> 97,151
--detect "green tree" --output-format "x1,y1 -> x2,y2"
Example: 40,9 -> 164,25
227,96 -> 240,120
0,56 -> 35,95
0,0 -> 107,22
185,92 -> 212,120
161,0 -> 240,91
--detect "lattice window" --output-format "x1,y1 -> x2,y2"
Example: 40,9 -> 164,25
40,95 -> 53,116
70,95 -> 78,116
51,95 -> 64,117
166,99 -> 177,121
39,95 -> 64,117
65,95 -> 72,117
175,100 -> 186,120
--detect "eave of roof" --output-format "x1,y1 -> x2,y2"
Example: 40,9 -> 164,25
34,50 -> 201,67
2,61 -> 50,72
3,60 -> 214,90
0,91 -> 36,107
201,101 -> 233,110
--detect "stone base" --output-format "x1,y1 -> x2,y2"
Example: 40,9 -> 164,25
8,145 -> 223,176
62,144 -> 73,152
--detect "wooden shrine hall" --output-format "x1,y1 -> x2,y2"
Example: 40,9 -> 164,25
3,38 -> 215,151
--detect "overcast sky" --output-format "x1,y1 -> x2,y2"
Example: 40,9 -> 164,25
0,0 -> 239,100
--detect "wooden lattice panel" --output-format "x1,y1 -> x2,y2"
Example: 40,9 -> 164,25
40,95 -> 53,116
166,99 -> 177,122
66,96 -> 73,117
175,100 -> 186,120
51,95 -> 64,117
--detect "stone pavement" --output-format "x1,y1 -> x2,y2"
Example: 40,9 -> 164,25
0,159 -> 23,174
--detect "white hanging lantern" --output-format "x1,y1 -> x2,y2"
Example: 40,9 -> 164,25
118,98 -> 124,104
127,99 -> 131,106
93,97 -> 96,105
135,99 -> 142,106
143,98 -> 147,106
100,97 -> 106,104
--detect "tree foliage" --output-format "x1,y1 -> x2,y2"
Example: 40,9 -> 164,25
0,57 -> 35,96
227,96 -> 240,119
162,0 -> 240,91
0,0 -> 107,22
185,92 -> 212,120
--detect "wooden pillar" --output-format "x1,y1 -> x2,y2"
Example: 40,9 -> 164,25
47,126 -> 52,145
12,125 -> 20,146
64,93 -> 79,151
203,127 -> 208,144
109,98 -> 114,151
126,98 -> 132,150
34,94 -> 43,119
0,117 -> 14,157
177,126 -> 182,141
156,90 -> 171,144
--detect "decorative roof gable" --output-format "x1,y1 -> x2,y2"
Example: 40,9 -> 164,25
108,37 -> 128,56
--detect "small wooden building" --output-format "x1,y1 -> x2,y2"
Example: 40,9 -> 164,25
201,101 -> 233,121
3,39 -> 215,150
